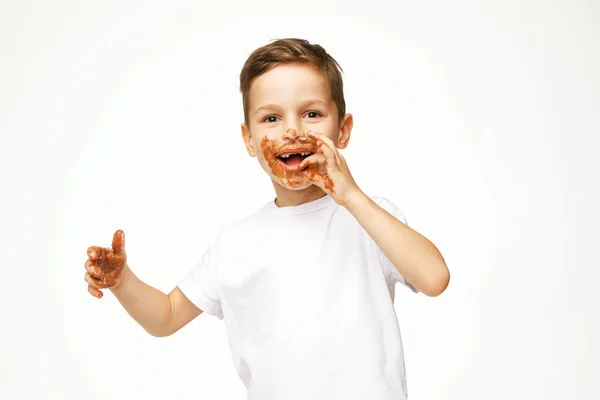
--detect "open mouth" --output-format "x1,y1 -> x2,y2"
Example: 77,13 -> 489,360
276,151 -> 314,170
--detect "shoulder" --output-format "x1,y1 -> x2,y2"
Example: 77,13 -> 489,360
366,194 -> 407,224
368,194 -> 390,205
366,194 -> 396,210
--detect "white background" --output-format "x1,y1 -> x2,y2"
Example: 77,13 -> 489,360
1,0 -> 599,399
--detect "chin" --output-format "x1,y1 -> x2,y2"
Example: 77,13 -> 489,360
271,174 -> 312,190
282,182 -> 313,190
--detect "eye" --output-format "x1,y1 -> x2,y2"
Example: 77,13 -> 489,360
305,111 -> 321,119
263,115 -> 279,123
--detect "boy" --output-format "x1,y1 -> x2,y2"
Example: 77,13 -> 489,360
84,38 -> 450,399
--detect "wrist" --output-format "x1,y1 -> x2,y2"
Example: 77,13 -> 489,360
342,188 -> 368,212
110,264 -> 132,293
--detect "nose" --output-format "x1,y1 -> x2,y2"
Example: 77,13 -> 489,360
283,128 -> 310,143
283,128 -> 298,141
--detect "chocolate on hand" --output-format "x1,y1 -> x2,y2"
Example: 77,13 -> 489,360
84,230 -> 127,298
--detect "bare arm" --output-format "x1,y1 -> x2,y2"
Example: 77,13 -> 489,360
296,132 -> 449,296
344,193 -> 450,296
85,230 -> 203,337
109,265 -> 203,337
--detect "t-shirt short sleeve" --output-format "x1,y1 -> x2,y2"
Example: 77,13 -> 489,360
372,197 -> 419,293
178,242 -> 224,320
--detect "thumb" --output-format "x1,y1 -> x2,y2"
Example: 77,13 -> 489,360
112,230 -> 125,254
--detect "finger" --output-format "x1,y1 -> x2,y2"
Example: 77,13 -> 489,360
88,284 -> 103,299
318,142 -> 338,168
304,170 -> 326,188
299,153 -> 327,170
303,170 -> 335,193
112,230 -> 125,254
85,272 -> 104,289
307,132 -> 338,166
307,131 -> 337,152
87,246 -> 105,261
84,259 -> 105,279
102,273 -> 118,288
336,151 -> 349,170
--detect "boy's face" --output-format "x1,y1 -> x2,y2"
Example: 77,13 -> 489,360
241,63 -> 353,191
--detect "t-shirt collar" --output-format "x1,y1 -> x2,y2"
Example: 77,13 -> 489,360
264,194 -> 335,216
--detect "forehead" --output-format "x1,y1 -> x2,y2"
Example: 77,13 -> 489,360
248,63 -> 333,109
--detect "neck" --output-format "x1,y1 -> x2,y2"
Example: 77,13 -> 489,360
272,182 -> 327,207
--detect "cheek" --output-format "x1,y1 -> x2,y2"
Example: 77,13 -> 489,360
258,136 -> 278,173
258,154 -> 273,174
312,122 -> 338,142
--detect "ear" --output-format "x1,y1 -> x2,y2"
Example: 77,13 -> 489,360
241,123 -> 257,157
336,113 -> 353,149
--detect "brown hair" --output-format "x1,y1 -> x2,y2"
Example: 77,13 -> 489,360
240,38 -> 346,126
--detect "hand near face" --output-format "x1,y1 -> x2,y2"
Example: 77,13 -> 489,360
299,132 -> 362,206
84,230 -> 127,298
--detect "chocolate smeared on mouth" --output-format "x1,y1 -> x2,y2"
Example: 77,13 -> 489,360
277,152 -> 313,166
260,134 -> 331,189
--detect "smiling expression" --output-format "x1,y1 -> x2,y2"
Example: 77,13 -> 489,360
242,62 -> 352,190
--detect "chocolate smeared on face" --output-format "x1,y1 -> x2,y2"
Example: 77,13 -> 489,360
260,130 -> 335,192
303,163 -> 335,192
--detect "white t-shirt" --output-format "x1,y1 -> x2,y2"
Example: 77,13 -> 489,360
178,194 -> 418,400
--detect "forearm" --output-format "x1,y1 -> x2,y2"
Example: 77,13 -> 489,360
109,265 -> 174,337
345,192 -> 450,296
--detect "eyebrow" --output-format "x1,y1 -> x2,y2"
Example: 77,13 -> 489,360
254,99 -> 328,115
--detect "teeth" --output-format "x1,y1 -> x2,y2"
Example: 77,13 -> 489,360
279,152 -> 311,158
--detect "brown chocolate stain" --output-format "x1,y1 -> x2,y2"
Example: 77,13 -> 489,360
304,165 -> 335,192
86,230 -> 127,289
260,131 -> 335,193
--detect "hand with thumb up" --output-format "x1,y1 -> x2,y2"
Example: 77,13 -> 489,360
84,230 -> 127,298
